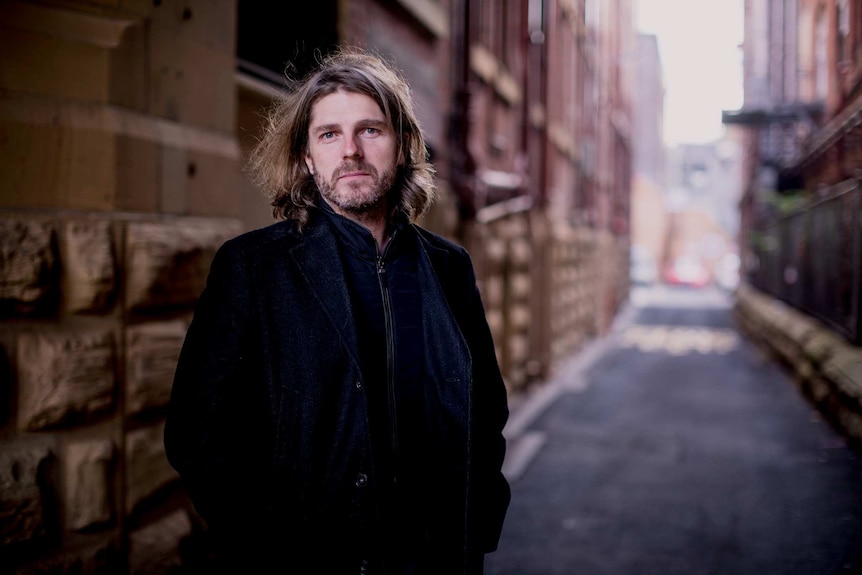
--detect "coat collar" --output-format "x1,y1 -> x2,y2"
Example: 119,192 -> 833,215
287,211 -> 361,369
284,209 -> 460,373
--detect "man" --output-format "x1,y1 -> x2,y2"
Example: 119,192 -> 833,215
164,49 -> 510,574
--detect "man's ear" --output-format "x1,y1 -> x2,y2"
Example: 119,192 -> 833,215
304,151 -> 315,175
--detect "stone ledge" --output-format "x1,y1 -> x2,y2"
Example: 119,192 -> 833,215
735,283 -> 862,443
822,349 -> 862,406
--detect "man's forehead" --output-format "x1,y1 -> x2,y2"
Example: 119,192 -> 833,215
309,90 -> 388,126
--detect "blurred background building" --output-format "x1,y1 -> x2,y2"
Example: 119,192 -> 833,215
629,32 -> 667,284
726,0 -> 862,455
0,0 -> 634,571
726,0 -> 862,343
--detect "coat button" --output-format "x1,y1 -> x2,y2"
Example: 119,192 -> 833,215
355,473 -> 368,487
355,379 -> 363,390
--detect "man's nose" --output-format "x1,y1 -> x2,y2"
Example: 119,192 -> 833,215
343,133 -> 362,158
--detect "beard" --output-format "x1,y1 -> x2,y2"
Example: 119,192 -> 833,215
313,160 -> 398,217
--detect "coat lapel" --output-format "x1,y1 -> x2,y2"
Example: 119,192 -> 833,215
418,230 -> 452,287
288,215 -> 361,369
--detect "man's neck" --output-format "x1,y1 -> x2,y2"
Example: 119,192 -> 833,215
323,198 -> 391,253
349,210 -> 390,253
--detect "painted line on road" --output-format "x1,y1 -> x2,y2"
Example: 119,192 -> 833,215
505,383 -> 565,441
502,431 -> 548,482
504,305 -> 630,439
501,300 -> 637,482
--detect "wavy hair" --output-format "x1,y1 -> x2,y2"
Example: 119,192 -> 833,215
247,48 -> 437,229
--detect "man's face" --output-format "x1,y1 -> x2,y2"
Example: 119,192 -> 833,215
304,90 -> 401,216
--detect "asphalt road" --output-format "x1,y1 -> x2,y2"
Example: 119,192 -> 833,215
487,285 -> 862,575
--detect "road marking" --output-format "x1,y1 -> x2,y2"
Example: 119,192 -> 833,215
620,325 -> 739,355
502,431 -> 547,482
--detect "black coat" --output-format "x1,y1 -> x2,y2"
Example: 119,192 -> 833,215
164,210 -> 510,572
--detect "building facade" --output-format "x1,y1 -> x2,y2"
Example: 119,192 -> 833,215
630,33 -> 668,273
728,0 -> 862,444
0,1 -> 633,571
727,0 -> 862,340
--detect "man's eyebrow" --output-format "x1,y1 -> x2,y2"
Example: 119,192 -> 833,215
358,119 -> 389,129
311,123 -> 340,135
312,119 -> 389,131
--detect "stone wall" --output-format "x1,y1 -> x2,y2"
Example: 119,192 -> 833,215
471,209 -> 536,392
548,226 -> 600,367
0,211 -> 241,574
466,205 -> 621,395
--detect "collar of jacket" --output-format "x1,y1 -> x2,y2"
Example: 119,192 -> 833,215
283,206 -> 468,376
315,197 -> 410,262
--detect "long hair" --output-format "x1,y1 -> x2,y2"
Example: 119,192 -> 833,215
247,48 -> 437,229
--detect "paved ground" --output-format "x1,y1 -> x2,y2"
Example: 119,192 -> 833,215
488,285 -> 862,575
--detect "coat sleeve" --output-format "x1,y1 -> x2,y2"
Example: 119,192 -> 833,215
454,249 -> 512,553
163,239 -> 271,534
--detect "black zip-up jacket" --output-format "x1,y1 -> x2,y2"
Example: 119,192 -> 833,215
320,205 -> 428,558
164,207 -> 510,573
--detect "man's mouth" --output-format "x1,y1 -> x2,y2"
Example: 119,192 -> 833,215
338,171 -> 370,180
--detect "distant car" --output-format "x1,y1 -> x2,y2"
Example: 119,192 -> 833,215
664,256 -> 710,288
630,246 -> 658,285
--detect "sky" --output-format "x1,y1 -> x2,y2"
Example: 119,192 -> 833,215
636,0 -> 745,145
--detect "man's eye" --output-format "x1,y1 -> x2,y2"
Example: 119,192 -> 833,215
364,128 -> 380,135
321,132 -> 335,139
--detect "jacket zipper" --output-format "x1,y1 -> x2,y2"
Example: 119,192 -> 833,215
376,241 -> 399,466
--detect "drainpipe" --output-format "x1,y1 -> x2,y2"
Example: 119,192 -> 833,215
449,0 -> 477,225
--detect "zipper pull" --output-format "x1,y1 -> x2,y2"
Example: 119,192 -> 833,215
377,256 -> 385,274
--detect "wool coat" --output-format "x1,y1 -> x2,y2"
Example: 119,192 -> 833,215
164,209 -> 510,572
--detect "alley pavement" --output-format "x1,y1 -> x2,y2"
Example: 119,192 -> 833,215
488,284 -> 862,575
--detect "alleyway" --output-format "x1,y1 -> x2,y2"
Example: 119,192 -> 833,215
488,285 -> 862,575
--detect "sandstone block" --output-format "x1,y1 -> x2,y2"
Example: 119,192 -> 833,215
509,238 -> 533,267
484,239 -> 507,271
124,218 -> 241,312
508,334 -> 531,364
125,321 -> 187,416
0,218 -> 57,315
125,423 -> 178,514
60,220 -> 116,314
64,439 -> 114,531
0,441 -> 53,546
114,134 -> 162,213
481,276 -> 505,308
148,8 -> 236,133
129,509 -> 191,575
803,327 -> 847,366
486,310 -> 504,342
509,272 -> 532,301
822,348 -> 862,405
184,147 -> 243,218
17,330 -> 116,431
508,305 -> 532,333
17,537 -> 121,575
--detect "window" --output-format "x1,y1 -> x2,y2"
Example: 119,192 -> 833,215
237,2 -> 338,85
815,6 -> 828,99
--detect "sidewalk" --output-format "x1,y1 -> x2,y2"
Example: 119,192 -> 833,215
502,301 -> 638,482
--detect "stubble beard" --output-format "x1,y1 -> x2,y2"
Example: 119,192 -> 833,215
314,161 -> 398,217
